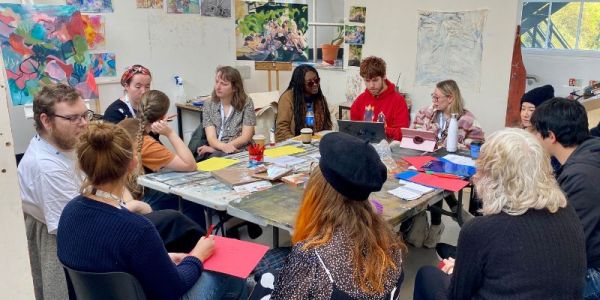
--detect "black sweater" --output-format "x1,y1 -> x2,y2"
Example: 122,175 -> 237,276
449,207 -> 586,300
103,99 -> 133,124
556,137 -> 600,269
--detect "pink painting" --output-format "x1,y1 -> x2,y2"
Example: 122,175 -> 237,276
81,14 -> 105,50
0,4 -> 99,105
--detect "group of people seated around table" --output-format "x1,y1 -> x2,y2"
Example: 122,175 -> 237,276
17,54 -> 600,300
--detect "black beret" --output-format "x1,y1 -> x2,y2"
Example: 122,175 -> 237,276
521,85 -> 554,107
319,132 -> 387,201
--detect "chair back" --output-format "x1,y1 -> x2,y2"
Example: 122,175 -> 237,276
63,266 -> 147,300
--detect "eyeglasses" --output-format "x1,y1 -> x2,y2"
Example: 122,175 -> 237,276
305,78 -> 320,88
52,110 -> 94,124
431,93 -> 449,101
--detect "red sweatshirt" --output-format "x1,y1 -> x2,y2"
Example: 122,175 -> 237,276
350,80 -> 410,141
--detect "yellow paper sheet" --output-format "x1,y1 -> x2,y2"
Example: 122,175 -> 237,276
196,157 -> 240,172
264,145 -> 306,158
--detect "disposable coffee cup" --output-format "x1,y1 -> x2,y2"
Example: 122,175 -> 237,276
253,134 -> 266,147
300,128 -> 313,144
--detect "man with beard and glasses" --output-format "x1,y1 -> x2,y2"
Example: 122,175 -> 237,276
18,84 -> 91,300
18,84 -> 205,300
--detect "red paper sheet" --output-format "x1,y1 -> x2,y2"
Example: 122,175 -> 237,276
410,173 -> 469,192
402,156 -> 437,171
202,236 -> 269,278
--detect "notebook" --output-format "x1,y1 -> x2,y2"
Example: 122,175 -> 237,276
337,120 -> 386,143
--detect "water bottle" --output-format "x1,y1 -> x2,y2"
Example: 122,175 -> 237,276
305,110 -> 315,128
446,113 -> 458,152
174,75 -> 186,103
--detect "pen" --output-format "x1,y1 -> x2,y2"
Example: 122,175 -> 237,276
426,171 -> 463,180
205,224 -> 215,238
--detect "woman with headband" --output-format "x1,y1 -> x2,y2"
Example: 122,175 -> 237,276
103,64 -> 152,124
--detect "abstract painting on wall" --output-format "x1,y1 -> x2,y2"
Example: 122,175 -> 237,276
66,0 -> 113,13
345,25 -> 365,45
91,52 -> 116,77
137,0 -> 163,9
81,14 -> 105,50
345,70 -> 365,103
0,4 -> 99,106
167,0 -> 200,14
236,1 -> 308,62
201,0 -> 231,18
415,10 -> 487,89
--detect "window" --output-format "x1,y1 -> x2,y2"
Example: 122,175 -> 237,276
520,0 -> 600,51
307,0 -> 345,66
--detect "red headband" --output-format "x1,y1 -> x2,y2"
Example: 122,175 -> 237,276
121,65 -> 151,87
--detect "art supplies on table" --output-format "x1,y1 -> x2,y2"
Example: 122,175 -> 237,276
409,173 -> 469,192
211,168 -> 262,187
233,181 -> 273,193
202,236 -> 269,278
197,157 -> 240,171
388,180 -> 435,200
423,159 -> 476,178
400,128 -> 437,152
402,156 -> 437,171
337,119 -> 386,143
264,155 -> 307,168
264,145 -> 306,158
442,154 -> 476,167
251,165 -> 292,181
281,172 -> 309,186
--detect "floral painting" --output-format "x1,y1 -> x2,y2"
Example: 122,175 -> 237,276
236,1 -> 308,62
345,25 -> 365,45
349,6 -> 366,23
0,4 -> 98,105
81,14 -> 105,50
137,0 -> 163,9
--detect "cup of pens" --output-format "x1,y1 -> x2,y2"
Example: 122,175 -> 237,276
248,143 -> 265,164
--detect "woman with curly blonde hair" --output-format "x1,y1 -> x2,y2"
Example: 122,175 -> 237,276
413,128 -> 586,300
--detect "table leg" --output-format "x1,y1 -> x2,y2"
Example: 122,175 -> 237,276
339,106 -> 343,120
456,190 -> 464,226
272,226 -> 279,248
177,106 -> 183,139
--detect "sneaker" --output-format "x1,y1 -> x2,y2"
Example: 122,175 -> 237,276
423,223 -> 445,249
435,243 -> 457,260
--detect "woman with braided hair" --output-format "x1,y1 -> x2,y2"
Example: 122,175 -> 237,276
275,65 -> 332,142
119,90 -> 204,227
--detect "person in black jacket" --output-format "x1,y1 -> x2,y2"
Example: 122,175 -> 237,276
531,97 -> 600,300
413,128 -> 586,300
103,64 -> 152,124
591,121 -> 600,137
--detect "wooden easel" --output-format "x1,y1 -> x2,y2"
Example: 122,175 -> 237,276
254,62 -> 292,91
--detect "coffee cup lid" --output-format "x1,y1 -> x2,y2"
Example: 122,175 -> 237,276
300,128 -> 313,133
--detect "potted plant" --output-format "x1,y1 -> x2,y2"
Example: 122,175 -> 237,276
321,26 -> 344,65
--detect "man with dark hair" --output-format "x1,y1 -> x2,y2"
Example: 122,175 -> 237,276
531,97 -> 600,300
350,56 -> 410,141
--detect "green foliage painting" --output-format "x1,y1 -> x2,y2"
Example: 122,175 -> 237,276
236,1 -> 308,61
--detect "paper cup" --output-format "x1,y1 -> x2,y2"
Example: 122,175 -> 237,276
300,128 -> 313,144
253,134 -> 266,147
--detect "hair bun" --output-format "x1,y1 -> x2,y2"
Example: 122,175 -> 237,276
85,123 -> 115,150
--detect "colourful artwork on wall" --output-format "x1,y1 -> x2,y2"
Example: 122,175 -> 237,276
81,14 -> 105,50
66,0 -> 113,13
345,25 -> 365,45
91,52 -> 116,77
0,4 -> 99,106
236,1 -> 308,62
137,0 -> 163,9
201,0 -> 231,18
348,45 -> 362,67
349,6 -> 366,23
167,0 -> 200,14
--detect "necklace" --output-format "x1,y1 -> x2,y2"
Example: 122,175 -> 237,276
91,187 -> 126,208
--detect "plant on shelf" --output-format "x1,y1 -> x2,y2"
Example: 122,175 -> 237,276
321,25 -> 344,65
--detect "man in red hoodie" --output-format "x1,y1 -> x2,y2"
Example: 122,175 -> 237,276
350,56 -> 410,141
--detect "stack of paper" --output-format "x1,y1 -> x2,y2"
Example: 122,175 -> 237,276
388,180 -> 435,200
264,155 -> 307,167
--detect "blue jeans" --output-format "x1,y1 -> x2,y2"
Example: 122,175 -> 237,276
585,267 -> 600,300
182,271 -> 248,300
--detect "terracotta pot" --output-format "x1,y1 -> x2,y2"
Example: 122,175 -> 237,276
321,44 -> 340,65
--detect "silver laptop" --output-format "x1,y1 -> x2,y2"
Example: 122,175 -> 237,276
337,120 -> 386,143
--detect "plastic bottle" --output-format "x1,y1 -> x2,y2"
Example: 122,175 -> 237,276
305,110 -> 315,128
446,113 -> 458,152
174,75 -> 186,103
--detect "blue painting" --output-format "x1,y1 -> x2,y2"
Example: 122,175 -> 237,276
66,0 -> 113,13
